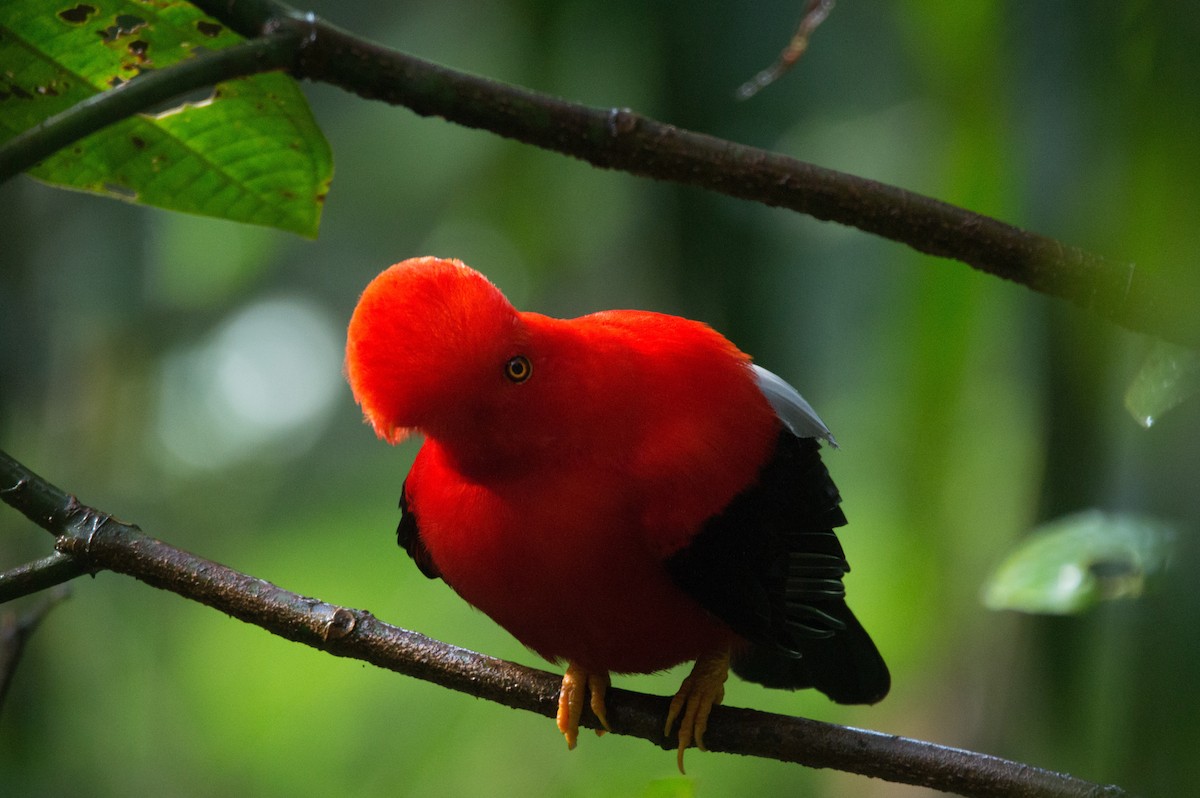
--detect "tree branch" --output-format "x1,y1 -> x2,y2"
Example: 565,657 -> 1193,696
0,448 -> 1128,797
2,1 -> 1184,347
191,0 -> 1184,349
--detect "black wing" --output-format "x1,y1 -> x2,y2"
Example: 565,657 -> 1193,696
397,479 -> 441,580
664,431 -> 890,704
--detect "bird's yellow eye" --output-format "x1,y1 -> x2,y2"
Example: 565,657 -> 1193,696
504,355 -> 532,383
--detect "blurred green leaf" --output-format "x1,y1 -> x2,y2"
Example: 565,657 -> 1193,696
1124,340 -> 1200,429
0,0 -> 331,236
983,511 -> 1175,615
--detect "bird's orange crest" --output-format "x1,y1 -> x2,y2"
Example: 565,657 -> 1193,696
345,257 -> 524,443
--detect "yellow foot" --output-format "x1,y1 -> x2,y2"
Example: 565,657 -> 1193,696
664,647 -> 731,773
556,662 -> 612,749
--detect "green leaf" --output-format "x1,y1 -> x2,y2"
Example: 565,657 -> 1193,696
0,0 -> 332,237
1124,339 -> 1200,429
982,510 -> 1174,615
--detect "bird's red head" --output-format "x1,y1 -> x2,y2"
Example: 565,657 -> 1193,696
345,257 -> 526,444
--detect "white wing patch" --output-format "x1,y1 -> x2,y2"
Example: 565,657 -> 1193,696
752,364 -> 838,448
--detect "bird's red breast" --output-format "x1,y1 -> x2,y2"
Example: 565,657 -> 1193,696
346,258 -> 780,672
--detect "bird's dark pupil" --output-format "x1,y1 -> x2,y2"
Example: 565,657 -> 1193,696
506,356 -> 530,382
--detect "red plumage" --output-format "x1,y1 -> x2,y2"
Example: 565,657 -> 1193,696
345,257 -> 887,768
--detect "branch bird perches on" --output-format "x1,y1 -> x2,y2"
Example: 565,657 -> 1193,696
0,449 -> 1127,798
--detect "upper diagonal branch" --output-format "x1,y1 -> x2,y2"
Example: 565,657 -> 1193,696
1,1 -> 1184,346
190,0 -> 1184,349
0,448 -> 1129,797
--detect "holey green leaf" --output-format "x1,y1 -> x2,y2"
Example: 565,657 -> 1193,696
983,510 -> 1175,615
0,0 -> 332,237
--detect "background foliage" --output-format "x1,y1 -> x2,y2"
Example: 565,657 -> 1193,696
2,1 -> 1198,795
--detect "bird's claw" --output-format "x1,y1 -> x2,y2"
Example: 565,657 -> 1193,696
557,663 -> 611,749
664,648 -> 730,773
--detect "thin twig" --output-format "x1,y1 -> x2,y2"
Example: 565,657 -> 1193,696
0,448 -> 1129,797
0,586 -> 70,713
736,0 -> 835,99
0,32 -> 300,183
0,551 -> 88,604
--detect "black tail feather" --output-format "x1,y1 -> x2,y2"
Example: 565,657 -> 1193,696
731,602 -> 889,704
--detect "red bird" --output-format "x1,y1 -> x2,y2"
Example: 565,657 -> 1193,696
345,257 -> 888,769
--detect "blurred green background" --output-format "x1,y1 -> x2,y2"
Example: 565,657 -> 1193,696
3,1 -> 1198,795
